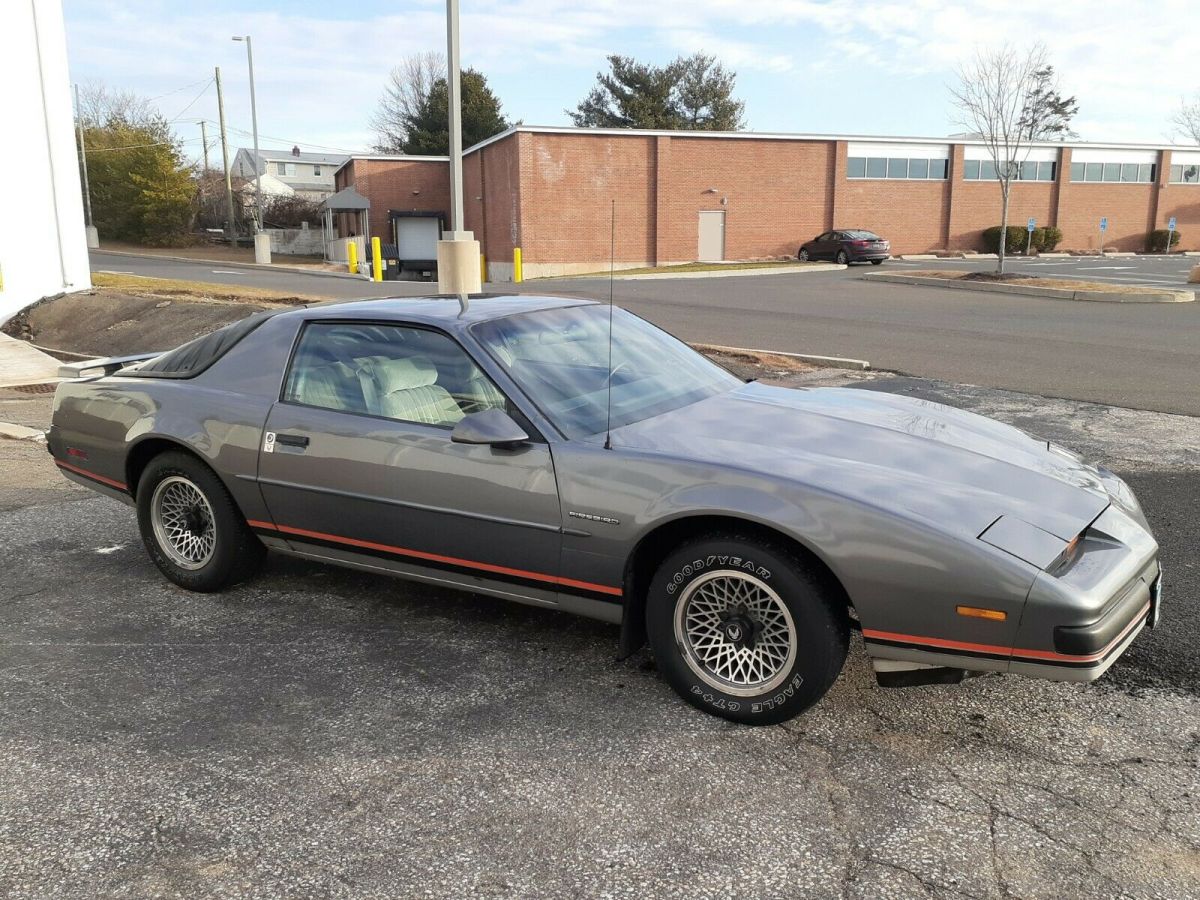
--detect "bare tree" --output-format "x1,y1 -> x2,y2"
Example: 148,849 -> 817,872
370,52 -> 446,153
76,81 -> 160,129
1173,93 -> 1200,144
951,43 -> 1054,273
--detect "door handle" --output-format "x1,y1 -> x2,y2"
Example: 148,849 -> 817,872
275,433 -> 309,449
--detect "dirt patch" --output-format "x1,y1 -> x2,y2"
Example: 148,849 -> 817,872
907,270 -> 1173,294
3,290 -> 271,358
694,345 -> 815,380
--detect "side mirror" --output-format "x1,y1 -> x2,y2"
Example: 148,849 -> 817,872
451,408 -> 529,447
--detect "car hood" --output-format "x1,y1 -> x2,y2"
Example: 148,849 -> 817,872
610,383 -> 1110,542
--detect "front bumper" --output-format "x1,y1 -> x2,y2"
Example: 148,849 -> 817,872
1013,504 -> 1159,683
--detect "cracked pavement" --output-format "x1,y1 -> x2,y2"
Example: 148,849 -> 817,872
1,379 -> 1198,899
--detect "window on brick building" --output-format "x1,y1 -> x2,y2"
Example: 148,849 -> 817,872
847,156 -> 949,180
1070,161 -> 1155,183
1169,164 -> 1200,184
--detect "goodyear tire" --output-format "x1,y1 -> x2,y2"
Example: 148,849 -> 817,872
136,451 -> 264,592
646,534 -> 848,725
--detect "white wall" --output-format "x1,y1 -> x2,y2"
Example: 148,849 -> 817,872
0,0 -> 91,324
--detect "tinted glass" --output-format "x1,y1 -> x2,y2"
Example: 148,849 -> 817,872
979,160 -> 997,180
1020,161 -> 1038,181
929,159 -> 949,179
887,158 -> 908,178
908,158 -> 929,179
1085,162 -> 1103,182
846,157 -> 866,178
1038,161 -> 1057,181
1103,163 -> 1121,182
1170,165 -> 1183,183
1139,164 -> 1155,182
964,159 -> 980,179
843,230 -> 882,240
866,158 -> 886,178
1070,162 -> 1085,181
1186,165 -> 1200,184
285,323 -> 506,427
1120,163 -> 1138,183
472,306 -> 741,439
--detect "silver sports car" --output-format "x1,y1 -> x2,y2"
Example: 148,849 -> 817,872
48,295 -> 1162,724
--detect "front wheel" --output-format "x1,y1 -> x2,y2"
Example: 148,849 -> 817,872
646,534 -> 848,725
870,258 -> 884,266
136,450 -> 264,592
798,248 -> 810,261
836,250 -> 849,265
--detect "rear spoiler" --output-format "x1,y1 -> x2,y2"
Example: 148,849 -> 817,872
57,352 -> 163,380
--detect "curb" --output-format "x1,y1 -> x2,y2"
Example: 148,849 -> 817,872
864,272 -> 1195,303
699,343 -> 870,371
551,263 -> 846,281
897,254 -> 939,261
91,249 -> 371,282
0,422 -> 46,443
1103,251 -> 1137,258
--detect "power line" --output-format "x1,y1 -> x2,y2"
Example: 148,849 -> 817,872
167,77 -> 214,123
145,76 -> 213,104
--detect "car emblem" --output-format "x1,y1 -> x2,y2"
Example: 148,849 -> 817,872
726,623 -> 743,642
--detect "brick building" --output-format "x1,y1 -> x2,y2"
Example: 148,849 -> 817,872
333,126 -> 1200,281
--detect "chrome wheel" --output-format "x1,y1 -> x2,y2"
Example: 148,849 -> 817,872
673,570 -> 798,696
151,476 -> 217,570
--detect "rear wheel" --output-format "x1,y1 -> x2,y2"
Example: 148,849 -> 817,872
870,258 -> 884,266
136,451 -> 264,592
645,534 -> 848,725
836,250 -> 849,265
798,248 -> 810,261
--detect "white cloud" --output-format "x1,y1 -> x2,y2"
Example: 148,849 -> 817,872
63,0 -> 1199,150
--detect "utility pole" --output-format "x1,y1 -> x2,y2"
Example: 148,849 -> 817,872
232,35 -> 262,233
200,120 -> 210,173
436,0 -> 481,294
74,83 -> 98,248
215,66 -> 238,247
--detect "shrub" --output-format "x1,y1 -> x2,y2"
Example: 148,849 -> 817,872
1147,229 -> 1182,253
1035,226 -> 1063,252
981,225 -> 1031,254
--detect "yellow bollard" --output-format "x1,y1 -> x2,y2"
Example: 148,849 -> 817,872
346,240 -> 358,275
371,237 -> 383,283
513,247 -> 523,283
480,253 -> 487,285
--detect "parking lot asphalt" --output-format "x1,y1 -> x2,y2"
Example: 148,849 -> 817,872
2,374 -> 1198,899
886,253 -> 1198,291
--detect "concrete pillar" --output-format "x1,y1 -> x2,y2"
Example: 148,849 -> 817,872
438,232 -> 482,294
85,226 -> 99,249
254,232 -> 271,265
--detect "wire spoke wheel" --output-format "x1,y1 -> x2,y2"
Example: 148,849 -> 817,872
151,476 -> 217,571
673,570 -> 798,697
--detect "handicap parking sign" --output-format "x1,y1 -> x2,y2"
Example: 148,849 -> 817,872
1168,217 -> 1177,231
1027,218 -> 1036,232
1099,217 -> 1108,232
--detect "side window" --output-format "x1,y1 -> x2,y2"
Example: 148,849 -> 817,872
284,323 -> 508,428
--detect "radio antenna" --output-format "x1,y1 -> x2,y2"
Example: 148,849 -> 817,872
603,199 -> 615,451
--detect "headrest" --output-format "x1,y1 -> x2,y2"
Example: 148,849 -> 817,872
372,356 -> 437,393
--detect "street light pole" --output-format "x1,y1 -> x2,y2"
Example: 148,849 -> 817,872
232,35 -> 262,233
436,0 -> 481,294
446,0 -> 464,237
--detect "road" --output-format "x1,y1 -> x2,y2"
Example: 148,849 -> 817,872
92,250 -> 1200,416
2,373 -> 1198,899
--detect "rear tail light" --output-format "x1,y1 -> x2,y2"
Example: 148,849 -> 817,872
852,240 -> 869,247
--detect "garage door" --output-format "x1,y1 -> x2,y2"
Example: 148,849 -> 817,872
394,217 -> 441,261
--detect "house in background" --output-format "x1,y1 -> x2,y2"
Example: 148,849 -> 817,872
232,146 -> 349,201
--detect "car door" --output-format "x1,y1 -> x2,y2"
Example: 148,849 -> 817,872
813,232 -> 837,259
254,319 -> 566,607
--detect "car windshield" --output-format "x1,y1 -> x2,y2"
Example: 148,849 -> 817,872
843,230 -> 881,240
472,305 -> 741,439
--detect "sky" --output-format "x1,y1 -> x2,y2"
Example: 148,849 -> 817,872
63,0 -> 1199,164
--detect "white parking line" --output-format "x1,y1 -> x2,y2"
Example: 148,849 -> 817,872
211,269 -> 256,275
97,270 -> 134,275
1075,265 -> 1139,271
